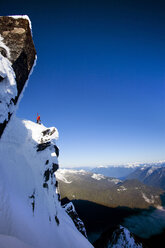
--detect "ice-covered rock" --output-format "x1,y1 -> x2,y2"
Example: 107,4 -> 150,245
62,198 -> 88,238
0,16 -> 36,137
94,225 -> 143,248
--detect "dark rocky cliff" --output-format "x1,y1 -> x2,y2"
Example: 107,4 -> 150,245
0,16 -> 36,137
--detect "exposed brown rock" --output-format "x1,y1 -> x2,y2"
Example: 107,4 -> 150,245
0,16 -> 36,137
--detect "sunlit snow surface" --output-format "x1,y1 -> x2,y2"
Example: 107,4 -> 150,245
0,53 -> 17,123
0,117 -> 93,248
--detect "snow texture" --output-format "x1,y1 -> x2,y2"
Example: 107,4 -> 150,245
0,53 -> 17,123
0,234 -> 34,248
0,117 -> 93,248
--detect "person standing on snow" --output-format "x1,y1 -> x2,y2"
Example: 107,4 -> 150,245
36,113 -> 41,124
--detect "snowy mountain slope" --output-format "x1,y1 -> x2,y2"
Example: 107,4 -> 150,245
93,225 -> 143,248
0,234 -> 34,248
0,15 -> 93,248
0,117 -> 93,248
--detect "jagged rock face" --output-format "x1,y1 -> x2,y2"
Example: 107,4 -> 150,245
61,198 -> 88,238
93,225 -> 143,248
0,16 -> 36,137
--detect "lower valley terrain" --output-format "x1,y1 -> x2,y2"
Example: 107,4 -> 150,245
56,163 -> 165,247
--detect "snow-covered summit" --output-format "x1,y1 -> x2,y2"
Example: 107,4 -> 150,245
0,117 -> 93,248
94,225 -> 143,248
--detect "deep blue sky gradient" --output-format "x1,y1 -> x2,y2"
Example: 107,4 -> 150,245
1,0 -> 165,166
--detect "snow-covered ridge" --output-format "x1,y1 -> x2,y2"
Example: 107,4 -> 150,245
96,160 -> 165,169
0,117 -> 93,248
24,120 -> 59,143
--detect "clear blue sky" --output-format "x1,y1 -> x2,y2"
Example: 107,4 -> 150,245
2,0 -> 165,167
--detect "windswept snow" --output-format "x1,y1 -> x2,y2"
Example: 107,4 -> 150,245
24,120 -> 59,144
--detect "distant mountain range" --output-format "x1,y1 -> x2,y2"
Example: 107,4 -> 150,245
63,161 -> 165,180
56,169 -> 164,209
127,166 -> 165,190
56,167 -> 165,246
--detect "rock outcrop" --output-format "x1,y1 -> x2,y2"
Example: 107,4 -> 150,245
61,197 -> 88,238
0,16 -> 36,137
93,225 -> 143,248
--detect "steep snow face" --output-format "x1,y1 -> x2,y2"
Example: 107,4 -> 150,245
0,117 -> 93,248
0,53 -> 17,123
0,234 -> 34,248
